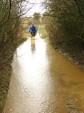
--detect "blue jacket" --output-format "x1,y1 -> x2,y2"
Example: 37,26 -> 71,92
29,25 -> 37,33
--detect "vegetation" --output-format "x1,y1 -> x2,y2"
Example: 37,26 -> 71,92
1,0 -> 84,111
33,13 -> 41,24
44,0 -> 84,66
0,0 -> 28,112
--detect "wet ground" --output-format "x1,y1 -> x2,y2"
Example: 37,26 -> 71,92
3,34 -> 84,113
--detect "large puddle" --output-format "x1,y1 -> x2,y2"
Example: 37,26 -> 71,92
4,34 -> 84,113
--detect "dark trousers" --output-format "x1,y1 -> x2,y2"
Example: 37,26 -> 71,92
31,32 -> 36,37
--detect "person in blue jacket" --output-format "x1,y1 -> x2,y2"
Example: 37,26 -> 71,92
29,24 -> 37,37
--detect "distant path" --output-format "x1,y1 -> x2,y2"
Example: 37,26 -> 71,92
4,34 -> 84,113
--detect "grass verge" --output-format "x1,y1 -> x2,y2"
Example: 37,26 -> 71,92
0,37 -> 26,112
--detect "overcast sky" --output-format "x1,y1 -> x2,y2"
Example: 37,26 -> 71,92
21,0 -> 46,17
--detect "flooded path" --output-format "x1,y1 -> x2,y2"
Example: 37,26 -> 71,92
4,34 -> 84,113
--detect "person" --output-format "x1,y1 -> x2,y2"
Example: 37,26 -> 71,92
28,24 -> 37,37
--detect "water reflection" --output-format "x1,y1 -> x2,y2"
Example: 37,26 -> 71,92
4,33 -> 53,113
31,38 -> 36,53
15,33 -> 51,93
4,32 -> 84,113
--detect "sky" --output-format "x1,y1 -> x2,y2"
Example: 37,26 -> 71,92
21,0 -> 46,17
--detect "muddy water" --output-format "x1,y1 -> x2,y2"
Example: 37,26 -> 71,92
4,35 -> 84,113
